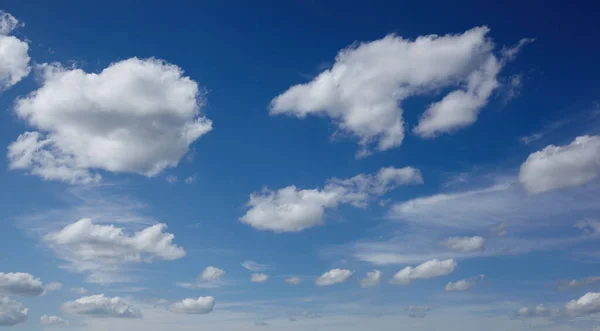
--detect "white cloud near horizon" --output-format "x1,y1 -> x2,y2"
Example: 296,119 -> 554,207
62,294 -> 142,318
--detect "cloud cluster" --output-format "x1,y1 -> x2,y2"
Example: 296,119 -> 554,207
557,276 -> 600,290
170,296 -> 215,314
565,292 -> 600,315
391,259 -> 456,285
241,166 -> 422,232
0,272 -> 45,296
0,297 -> 28,326
516,304 -> 554,318
0,11 -> 30,92
43,218 -> 185,283
519,135 -> 600,194
250,273 -> 269,283
62,294 -> 142,318
270,27 -> 524,155
8,58 -> 212,184
40,315 -> 69,326
316,269 -> 353,286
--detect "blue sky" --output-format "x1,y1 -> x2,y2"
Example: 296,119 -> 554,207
1,0 -> 600,330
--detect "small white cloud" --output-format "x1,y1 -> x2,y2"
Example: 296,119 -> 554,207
61,294 -> 142,318
316,269 -> 353,286
285,277 -> 302,285
250,273 -> 269,283
165,175 -> 178,184
0,296 -> 28,326
575,219 -> 600,234
445,275 -> 484,292
391,259 -> 456,285
405,305 -> 431,318
44,282 -> 63,293
241,166 -> 421,232
199,266 -> 225,281
519,135 -> 600,194
44,218 -> 185,283
501,38 -> 535,61
40,315 -> 69,326
565,292 -> 600,315
516,304 -> 554,318
184,175 -> 197,184
0,272 -> 45,296
359,270 -> 382,288
0,11 -> 30,92
442,236 -> 485,252
8,58 -> 212,184
241,260 -> 270,271
170,296 -> 215,314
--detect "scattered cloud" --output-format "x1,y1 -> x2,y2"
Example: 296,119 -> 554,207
165,175 -> 178,184
241,260 -> 270,272
250,273 -> 269,283
405,305 -> 431,318
176,267 -> 227,289
445,275 -> 484,292
359,270 -> 382,288
240,166 -> 422,232
0,272 -> 45,296
557,276 -> 600,290
40,315 -> 69,326
270,26 -> 524,155
575,219 -> 600,234
199,266 -> 225,281
44,282 -> 64,293
441,236 -> 485,252
170,296 -> 215,314
71,287 -> 88,295
0,11 -> 30,92
501,38 -> 535,61
0,296 -> 28,326
254,320 -> 269,326
61,294 -> 142,318
8,58 -> 212,184
43,218 -> 186,283
519,135 -> 600,194
285,277 -> 302,285
184,175 -> 197,184
316,269 -> 353,286
516,304 -> 554,318
390,259 -> 456,285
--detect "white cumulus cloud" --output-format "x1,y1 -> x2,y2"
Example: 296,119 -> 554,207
285,277 -> 302,285
359,270 -> 382,288
390,259 -> 456,285
241,166 -> 421,232
565,292 -> 600,315
0,272 -> 45,296
61,294 -> 142,318
270,26 -> 523,155
519,135 -> 600,194
199,266 -> 225,281
0,11 -> 30,92
442,236 -> 485,252
445,275 -> 484,292
0,296 -> 28,326
250,273 -> 269,283
516,304 -> 554,318
8,58 -> 212,184
43,218 -> 185,283
316,269 -> 353,286
170,296 -> 215,314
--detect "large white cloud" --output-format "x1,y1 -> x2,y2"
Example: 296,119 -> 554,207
43,218 -> 185,283
0,11 -> 30,92
519,135 -> 600,194
270,27 -> 524,155
40,315 -> 69,326
565,292 -> 600,315
0,272 -> 45,296
170,296 -> 215,314
62,294 -> 142,318
390,259 -> 456,285
359,270 -> 382,288
442,236 -> 485,252
8,58 -> 212,184
240,166 -> 421,232
0,297 -> 28,326
316,269 -> 353,286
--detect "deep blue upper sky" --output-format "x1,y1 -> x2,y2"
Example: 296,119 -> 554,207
1,1 -> 600,330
